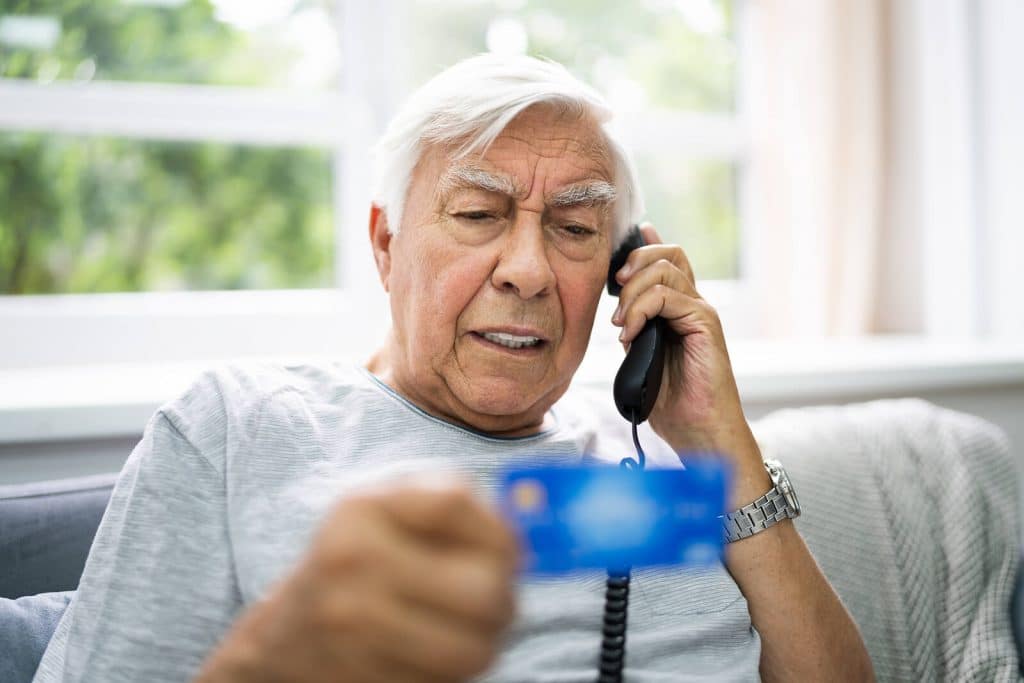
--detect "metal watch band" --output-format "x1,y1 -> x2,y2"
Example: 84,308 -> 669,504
719,461 -> 800,543
720,487 -> 796,543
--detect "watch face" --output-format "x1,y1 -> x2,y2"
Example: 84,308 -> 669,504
766,459 -> 800,515
780,470 -> 800,514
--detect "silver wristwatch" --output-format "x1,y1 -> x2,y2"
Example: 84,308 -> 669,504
720,458 -> 801,543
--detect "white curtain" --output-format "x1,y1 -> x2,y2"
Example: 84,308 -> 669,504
974,0 -> 1024,339
744,0 -> 886,338
743,0 -> 1024,341
882,0 -> 980,339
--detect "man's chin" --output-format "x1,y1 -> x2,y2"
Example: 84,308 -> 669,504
454,376 -> 566,426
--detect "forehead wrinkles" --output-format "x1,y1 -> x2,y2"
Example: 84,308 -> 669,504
499,119 -> 614,203
498,126 -> 612,177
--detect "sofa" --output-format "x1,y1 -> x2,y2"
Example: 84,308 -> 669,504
1,399 -> 1021,681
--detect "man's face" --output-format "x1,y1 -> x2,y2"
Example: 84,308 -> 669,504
373,105 -> 617,436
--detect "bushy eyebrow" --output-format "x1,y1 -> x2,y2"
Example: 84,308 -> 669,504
439,163 -> 616,209
547,181 -> 617,208
438,165 -> 524,199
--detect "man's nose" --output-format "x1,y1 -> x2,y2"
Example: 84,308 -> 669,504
491,213 -> 556,299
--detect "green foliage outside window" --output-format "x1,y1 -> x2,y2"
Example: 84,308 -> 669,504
0,0 -> 332,87
0,134 -> 333,293
0,0 -> 336,294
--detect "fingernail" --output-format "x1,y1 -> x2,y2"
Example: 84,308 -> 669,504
612,304 -> 621,323
618,264 -> 631,279
618,329 -> 625,342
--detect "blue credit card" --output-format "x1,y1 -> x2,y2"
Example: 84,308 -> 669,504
499,459 -> 730,574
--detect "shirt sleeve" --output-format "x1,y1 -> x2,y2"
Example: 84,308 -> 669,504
33,408 -> 241,683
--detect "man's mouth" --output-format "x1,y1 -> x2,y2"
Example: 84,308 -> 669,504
473,330 -> 546,351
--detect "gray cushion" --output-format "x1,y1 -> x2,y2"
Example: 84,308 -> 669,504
0,474 -> 117,599
0,591 -> 73,682
753,400 -> 1021,680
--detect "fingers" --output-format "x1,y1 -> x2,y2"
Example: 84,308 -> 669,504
361,593 -> 505,680
397,549 -> 517,630
611,257 -> 695,327
610,222 -> 715,345
618,284 -> 720,346
316,507 -> 516,629
328,477 -> 518,568
372,531 -> 517,632
315,482 -> 519,629
314,579 -> 502,682
371,480 -> 521,572
616,224 -> 695,286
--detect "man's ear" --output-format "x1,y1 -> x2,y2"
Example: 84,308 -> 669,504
368,204 -> 393,292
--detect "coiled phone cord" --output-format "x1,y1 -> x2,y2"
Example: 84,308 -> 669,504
598,414 -> 646,682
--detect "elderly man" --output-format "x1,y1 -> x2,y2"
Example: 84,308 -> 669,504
33,55 -> 873,682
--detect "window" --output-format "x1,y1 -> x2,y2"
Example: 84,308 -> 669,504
0,133 -> 334,294
1,0 -> 747,368
0,1 -> 340,88
1,0 -> 342,296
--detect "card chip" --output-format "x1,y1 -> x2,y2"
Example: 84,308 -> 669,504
512,479 -> 546,512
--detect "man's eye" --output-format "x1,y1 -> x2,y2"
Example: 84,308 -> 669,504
562,224 -> 595,237
456,211 -> 497,221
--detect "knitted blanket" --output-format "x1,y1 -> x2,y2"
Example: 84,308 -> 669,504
752,399 -> 1021,682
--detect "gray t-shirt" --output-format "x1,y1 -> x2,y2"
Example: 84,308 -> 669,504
33,362 -> 760,682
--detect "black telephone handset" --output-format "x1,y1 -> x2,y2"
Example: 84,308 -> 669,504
606,225 -> 669,426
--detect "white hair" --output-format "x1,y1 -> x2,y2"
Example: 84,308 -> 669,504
370,53 -> 644,244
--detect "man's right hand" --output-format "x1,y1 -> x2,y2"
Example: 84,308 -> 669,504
195,478 -> 521,683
